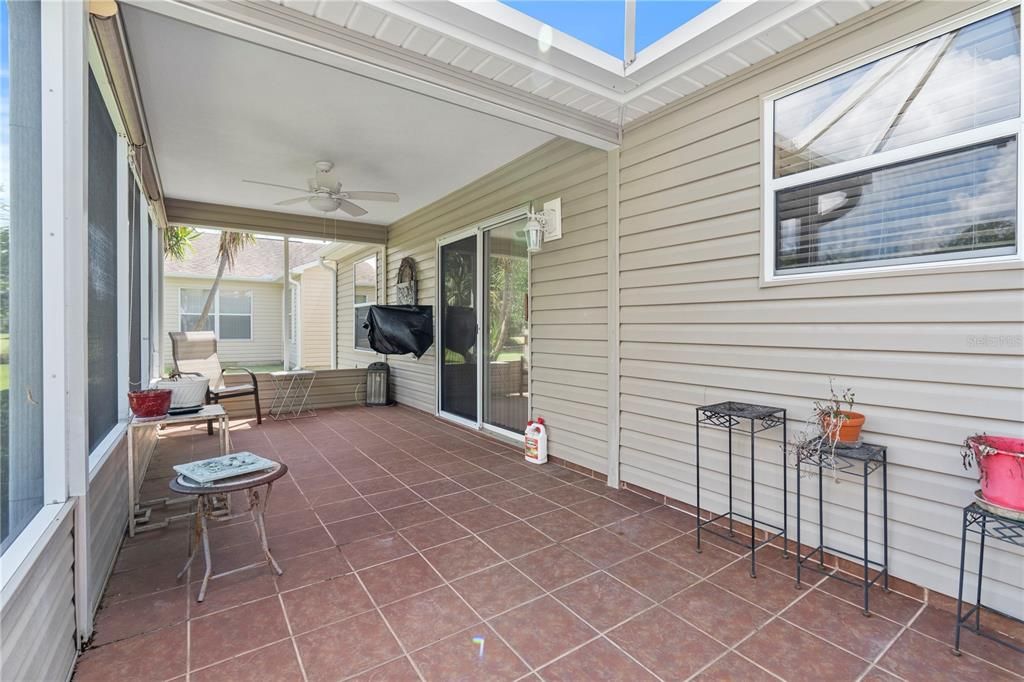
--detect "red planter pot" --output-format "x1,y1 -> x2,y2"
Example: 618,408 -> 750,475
968,435 -> 1024,512
821,410 -> 865,444
128,389 -> 172,418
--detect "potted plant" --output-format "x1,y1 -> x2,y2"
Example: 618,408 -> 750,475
962,434 -> 1024,512
814,378 -> 864,444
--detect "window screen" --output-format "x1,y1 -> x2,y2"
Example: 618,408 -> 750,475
87,71 -> 119,452
179,288 -> 213,333
219,290 -> 252,340
354,254 -> 377,350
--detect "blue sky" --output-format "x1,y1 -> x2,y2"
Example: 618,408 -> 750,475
502,1 -> 718,58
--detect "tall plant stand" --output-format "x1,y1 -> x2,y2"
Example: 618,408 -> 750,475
953,502 -> 1024,656
695,401 -> 788,578
794,437 -> 889,615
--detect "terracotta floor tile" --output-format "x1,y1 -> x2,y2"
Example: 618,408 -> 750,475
351,475 -> 405,495
91,586 -> 188,646
574,478 -> 613,495
189,567 -> 277,619
489,596 -> 597,668
358,554 -> 443,605
911,605 -> 1024,676
74,623 -> 187,682
478,521 -> 552,559
102,561 -> 185,605
860,666 -> 903,681
605,514 -> 681,549
554,572 -> 654,631
412,624 -> 529,682
563,529 -> 643,569
341,531 -> 417,570
709,560 -> 804,613
380,501 -> 443,529
737,619 -> 869,681
644,506 -> 699,532
347,657 -> 420,682
296,611 -> 403,682
694,653 -> 778,681
381,585 -> 480,651
392,466 -> 446,486
191,640 -> 303,682
451,470 -> 504,489
608,607 -> 726,680
190,596 -> 291,669
409,478 -> 465,499
268,525 -> 335,560
422,536 -> 503,581
525,509 -> 597,542
545,468 -> 589,484
263,508 -> 322,537
281,573 -> 374,634
314,497 -> 375,524
782,589 -> 903,660
569,497 -> 637,526
474,481 -> 530,503
450,506 -> 518,533
365,488 -> 423,511
496,494 -> 559,519
539,484 -> 600,507
274,547 -> 349,591
399,517 -> 470,551
817,574 -> 923,625
451,563 -> 544,619
539,637 -> 657,682
512,545 -> 596,591
663,582 -> 773,646
302,482 -> 359,506
653,536 -> 738,577
511,473 -> 565,494
429,490 -> 490,515
603,489 -> 661,514
325,513 -> 392,547
608,552 -> 699,601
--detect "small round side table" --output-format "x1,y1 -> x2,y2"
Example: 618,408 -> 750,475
170,460 -> 288,602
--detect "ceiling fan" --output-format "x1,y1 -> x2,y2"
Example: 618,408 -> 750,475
243,161 -> 399,217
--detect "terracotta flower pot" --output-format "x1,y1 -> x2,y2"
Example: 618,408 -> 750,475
821,410 -> 865,443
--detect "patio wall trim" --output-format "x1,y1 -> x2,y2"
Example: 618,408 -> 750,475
606,147 -> 621,488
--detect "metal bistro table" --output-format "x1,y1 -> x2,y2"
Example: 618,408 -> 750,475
268,369 -> 317,419
127,404 -> 232,536
695,401 -> 788,577
954,502 -> 1024,656
171,459 -> 288,602
795,437 -> 889,615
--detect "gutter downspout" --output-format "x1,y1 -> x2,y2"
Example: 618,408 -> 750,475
289,273 -> 302,369
317,257 -> 338,369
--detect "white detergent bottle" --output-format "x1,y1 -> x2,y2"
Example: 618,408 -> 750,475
524,417 -> 548,464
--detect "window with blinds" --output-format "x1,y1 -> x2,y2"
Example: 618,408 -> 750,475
767,8 -> 1021,276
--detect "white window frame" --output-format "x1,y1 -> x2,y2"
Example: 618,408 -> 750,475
353,253 -> 378,353
177,287 -> 254,342
760,0 -> 1024,285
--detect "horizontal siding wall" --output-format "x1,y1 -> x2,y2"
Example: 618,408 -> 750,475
298,266 -> 334,369
162,277 -> 283,370
335,245 -> 385,370
0,506 -> 77,682
619,0 -> 1024,611
385,138 -> 610,472
221,367 -> 369,416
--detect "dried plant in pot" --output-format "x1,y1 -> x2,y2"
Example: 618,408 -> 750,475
815,378 -> 864,444
962,434 -> 1024,513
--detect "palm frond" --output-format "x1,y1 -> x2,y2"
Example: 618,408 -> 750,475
217,231 -> 257,270
163,225 -> 199,261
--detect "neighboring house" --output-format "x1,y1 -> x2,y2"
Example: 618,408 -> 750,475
162,232 -> 333,370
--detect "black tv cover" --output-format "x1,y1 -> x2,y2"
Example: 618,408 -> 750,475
364,305 -> 434,358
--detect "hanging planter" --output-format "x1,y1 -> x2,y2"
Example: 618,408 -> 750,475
963,434 -> 1024,512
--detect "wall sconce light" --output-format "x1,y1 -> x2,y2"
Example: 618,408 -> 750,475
524,198 -> 562,254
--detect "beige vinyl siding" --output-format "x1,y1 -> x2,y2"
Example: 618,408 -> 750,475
336,245 -> 385,370
221,367 -> 369,416
162,276 -> 283,370
385,139 -> 609,472
0,506 -> 77,682
298,266 -> 334,369
619,0 -> 1024,612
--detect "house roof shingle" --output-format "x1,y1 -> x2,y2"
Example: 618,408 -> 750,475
165,232 -> 325,280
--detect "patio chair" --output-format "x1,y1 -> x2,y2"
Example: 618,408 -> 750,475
168,331 -> 262,432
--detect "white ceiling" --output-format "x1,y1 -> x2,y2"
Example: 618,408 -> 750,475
122,6 -> 553,226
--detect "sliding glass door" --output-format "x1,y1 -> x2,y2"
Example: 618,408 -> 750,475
437,213 -> 530,436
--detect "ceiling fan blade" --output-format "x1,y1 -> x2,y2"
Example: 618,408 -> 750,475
274,196 -> 311,206
343,191 -> 399,203
337,198 -> 368,217
243,179 -> 309,193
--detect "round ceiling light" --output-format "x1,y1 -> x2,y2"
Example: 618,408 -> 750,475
308,194 -> 339,212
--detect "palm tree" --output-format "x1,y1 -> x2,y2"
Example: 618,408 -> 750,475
163,226 -> 256,331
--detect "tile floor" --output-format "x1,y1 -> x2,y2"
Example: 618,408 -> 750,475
74,406 -> 1023,681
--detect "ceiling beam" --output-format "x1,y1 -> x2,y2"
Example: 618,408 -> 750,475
123,0 -> 620,150
164,198 -> 387,244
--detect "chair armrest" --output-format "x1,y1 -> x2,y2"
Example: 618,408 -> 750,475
169,370 -> 204,379
223,367 -> 260,386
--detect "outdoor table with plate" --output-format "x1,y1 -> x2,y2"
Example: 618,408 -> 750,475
127,403 -> 232,536
268,369 -> 317,419
171,452 -> 288,602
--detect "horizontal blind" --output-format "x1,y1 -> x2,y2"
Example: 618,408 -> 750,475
776,139 -> 1017,272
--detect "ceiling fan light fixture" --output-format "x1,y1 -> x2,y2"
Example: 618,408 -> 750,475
309,194 -> 339,212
